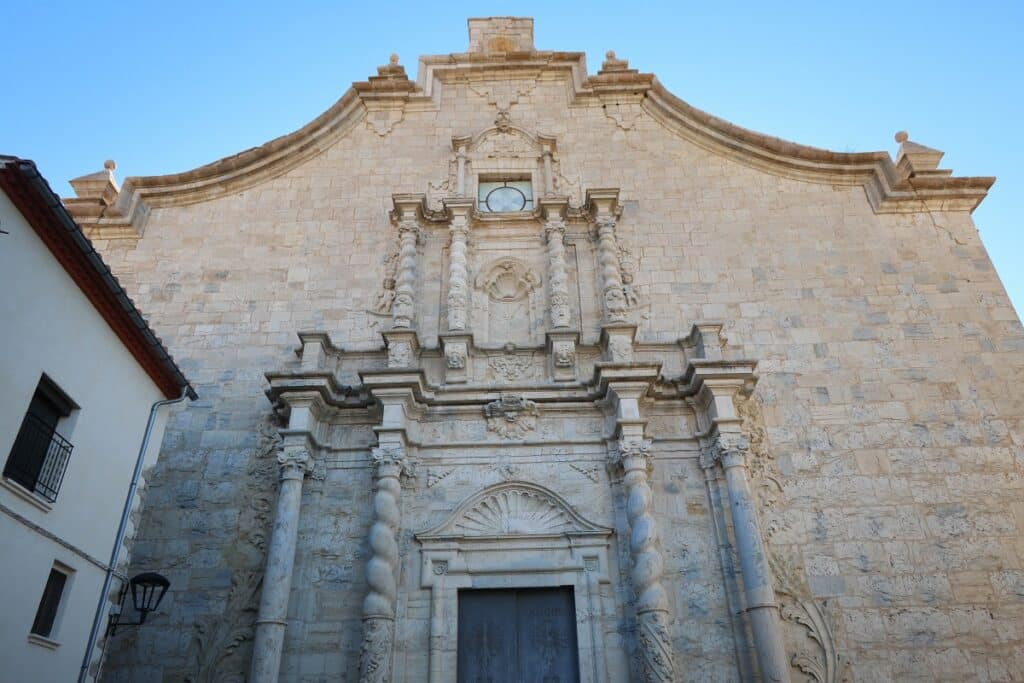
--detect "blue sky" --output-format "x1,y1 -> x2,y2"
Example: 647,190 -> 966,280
3,1 -> 1021,314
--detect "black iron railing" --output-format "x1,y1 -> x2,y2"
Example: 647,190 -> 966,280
3,412 -> 73,503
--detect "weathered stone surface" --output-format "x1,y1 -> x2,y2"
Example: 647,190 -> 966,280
88,16 -> 1023,683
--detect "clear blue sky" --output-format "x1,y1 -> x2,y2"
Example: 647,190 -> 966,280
4,1 -> 1021,315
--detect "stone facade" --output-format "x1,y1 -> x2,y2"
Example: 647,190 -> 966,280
73,17 -> 1024,683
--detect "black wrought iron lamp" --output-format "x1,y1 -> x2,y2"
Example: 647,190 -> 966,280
106,572 -> 170,636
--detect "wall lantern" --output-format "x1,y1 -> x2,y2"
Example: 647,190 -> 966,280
106,572 -> 170,636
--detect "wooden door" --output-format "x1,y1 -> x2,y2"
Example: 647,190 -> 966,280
457,587 -> 580,683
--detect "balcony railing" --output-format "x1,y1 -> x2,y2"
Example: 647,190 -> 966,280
3,412 -> 73,503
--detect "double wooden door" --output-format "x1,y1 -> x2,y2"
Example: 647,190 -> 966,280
457,587 -> 580,683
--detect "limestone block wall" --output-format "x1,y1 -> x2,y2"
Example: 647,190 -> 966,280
89,52 -> 1024,682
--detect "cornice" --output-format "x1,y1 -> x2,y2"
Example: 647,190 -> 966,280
67,39 -> 993,240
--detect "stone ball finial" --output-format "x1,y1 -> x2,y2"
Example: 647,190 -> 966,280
103,159 -> 116,171
389,53 -> 399,66
894,130 -> 909,144
606,50 -> 616,60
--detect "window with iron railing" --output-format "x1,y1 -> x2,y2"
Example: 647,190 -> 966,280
3,376 -> 76,504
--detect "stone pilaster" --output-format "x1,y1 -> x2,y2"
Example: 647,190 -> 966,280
249,444 -> 313,683
360,443 -> 415,682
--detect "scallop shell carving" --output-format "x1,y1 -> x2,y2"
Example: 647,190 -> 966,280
456,489 -> 571,536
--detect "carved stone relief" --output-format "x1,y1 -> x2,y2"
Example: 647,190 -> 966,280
473,258 -> 543,347
487,354 -> 533,382
738,396 -> 851,683
483,395 -> 539,440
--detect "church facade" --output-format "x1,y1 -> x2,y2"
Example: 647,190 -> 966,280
72,17 -> 1023,682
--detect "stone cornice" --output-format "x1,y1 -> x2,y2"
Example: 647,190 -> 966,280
70,37 -> 994,240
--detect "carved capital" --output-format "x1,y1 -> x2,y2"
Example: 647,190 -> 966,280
371,445 -> 416,482
276,446 -> 313,480
706,432 -> 750,470
396,218 -> 422,242
543,219 -> 566,241
608,437 -> 653,472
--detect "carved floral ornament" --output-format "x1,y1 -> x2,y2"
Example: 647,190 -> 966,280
371,445 -> 416,481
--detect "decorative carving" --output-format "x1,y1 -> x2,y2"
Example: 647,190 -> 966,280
446,216 -> 470,331
445,345 -> 466,369
189,416 -> 280,682
276,446 -> 313,479
387,340 -> 413,368
607,334 -> 633,363
426,468 -> 454,488
618,243 -> 641,309
418,481 -> 611,540
392,219 -> 421,329
594,214 -> 628,323
360,616 -> 395,683
494,108 -> 512,131
553,341 -> 575,368
431,560 -> 449,576
360,444 -> 413,682
477,258 -> 539,302
544,219 -> 572,328
370,251 -> 399,315
738,397 -> 850,682
607,436 -> 675,682
569,462 -> 600,483
488,354 -> 532,382
484,395 -> 539,440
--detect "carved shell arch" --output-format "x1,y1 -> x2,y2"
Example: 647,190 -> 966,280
416,481 -> 612,540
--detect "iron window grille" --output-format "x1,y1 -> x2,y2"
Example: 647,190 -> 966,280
4,411 -> 74,503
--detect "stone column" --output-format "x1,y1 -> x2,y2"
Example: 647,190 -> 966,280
586,189 -> 628,324
249,445 -> 312,683
544,215 -> 572,329
455,146 -> 467,196
446,204 -> 470,332
711,430 -> 790,683
390,198 -> 422,329
609,436 -> 675,682
360,444 -> 414,682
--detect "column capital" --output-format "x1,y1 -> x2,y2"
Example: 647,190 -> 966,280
371,444 -> 416,482
701,431 -> 750,470
607,436 -> 653,473
584,187 -> 621,221
277,445 -> 313,481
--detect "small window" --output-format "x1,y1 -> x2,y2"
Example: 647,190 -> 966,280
478,179 -> 533,213
31,565 -> 72,639
4,375 -> 77,503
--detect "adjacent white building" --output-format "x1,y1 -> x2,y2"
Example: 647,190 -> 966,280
0,157 -> 194,682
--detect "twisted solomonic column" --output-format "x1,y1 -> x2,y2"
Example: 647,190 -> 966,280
595,214 -> 628,323
447,215 -> 469,331
544,217 -> 572,328
250,446 -> 313,683
360,445 -> 415,682
708,431 -> 791,683
609,437 -> 675,682
392,219 -> 421,329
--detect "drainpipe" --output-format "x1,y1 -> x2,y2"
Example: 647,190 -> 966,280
77,390 -> 191,683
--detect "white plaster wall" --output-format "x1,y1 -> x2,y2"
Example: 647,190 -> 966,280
0,190 -> 169,682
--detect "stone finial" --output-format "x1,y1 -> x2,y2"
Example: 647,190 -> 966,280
67,161 -> 121,216
894,130 -> 950,179
467,17 -> 534,54
600,50 -> 633,74
389,53 -> 399,66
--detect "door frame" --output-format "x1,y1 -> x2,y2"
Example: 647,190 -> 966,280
416,481 -> 614,683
